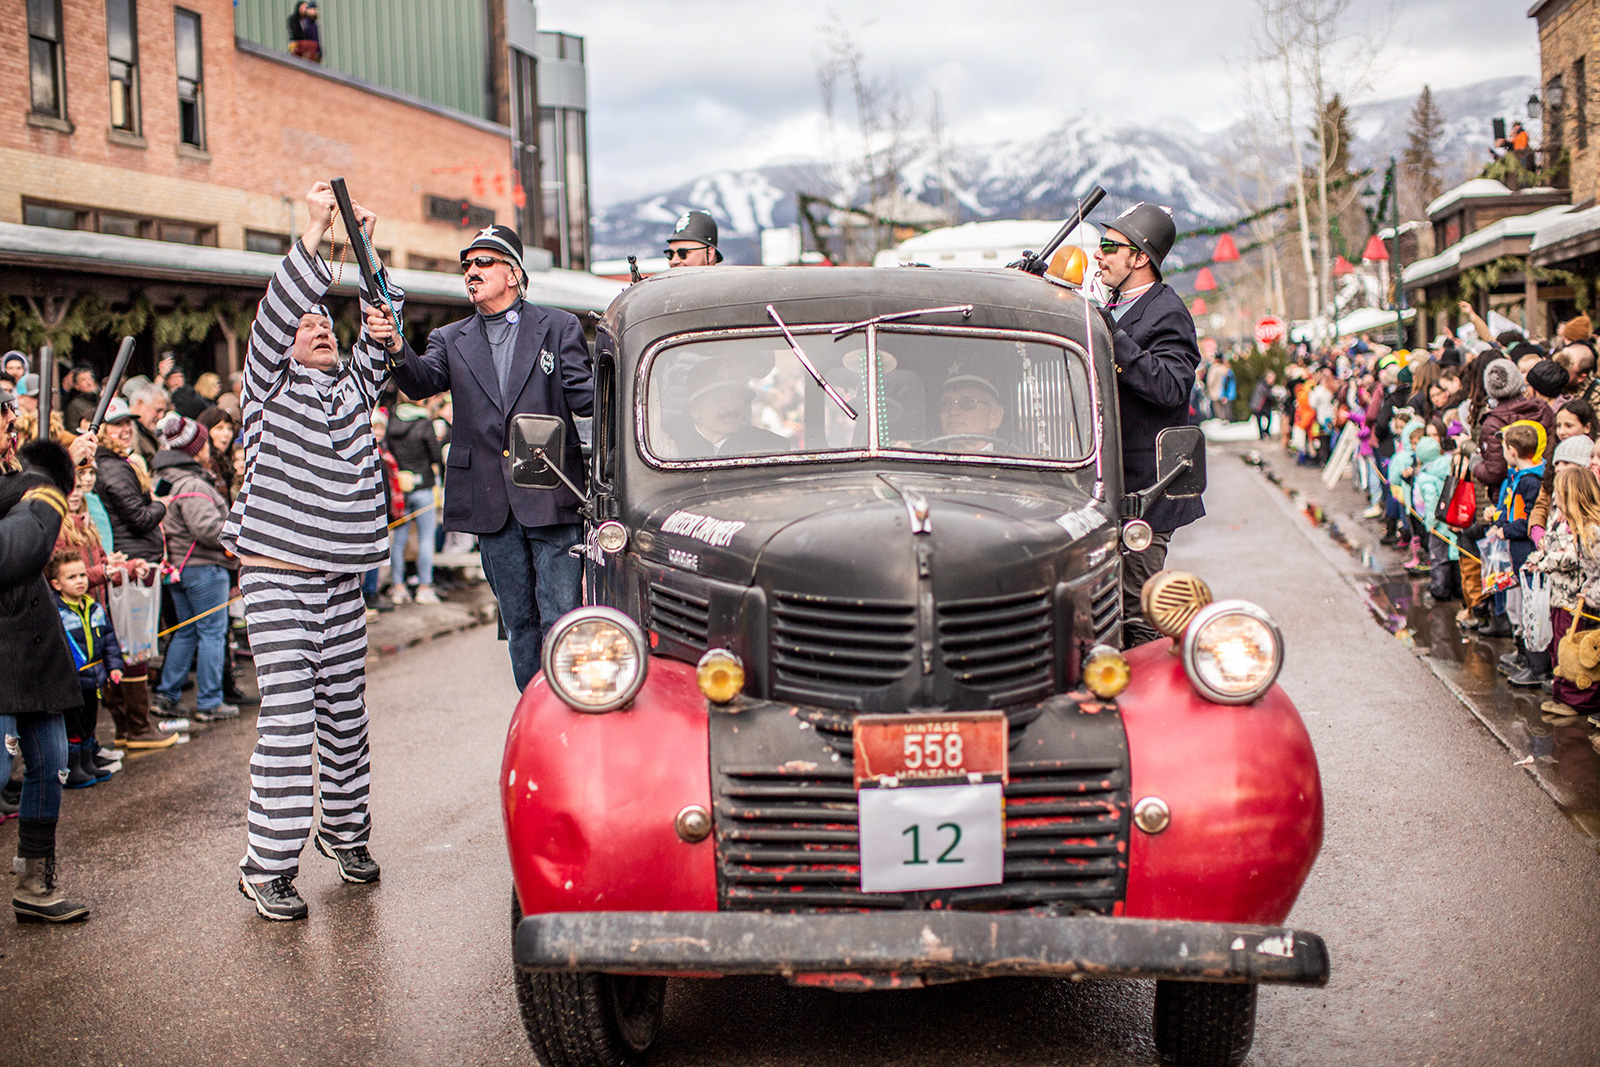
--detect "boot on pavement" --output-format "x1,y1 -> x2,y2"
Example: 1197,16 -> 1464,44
120,728 -> 178,750
1479,613 -> 1513,638
63,746 -> 97,789
13,856 -> 89,923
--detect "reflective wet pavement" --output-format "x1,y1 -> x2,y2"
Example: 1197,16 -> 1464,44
4,449 -> 1600,1065
1241,442 -> 1600,843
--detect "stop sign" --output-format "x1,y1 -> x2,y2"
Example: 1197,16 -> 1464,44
1254,316 -> 1285,345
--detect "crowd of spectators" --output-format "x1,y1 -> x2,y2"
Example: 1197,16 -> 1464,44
1234,301 -> 1600,738
0,346 -> 460,821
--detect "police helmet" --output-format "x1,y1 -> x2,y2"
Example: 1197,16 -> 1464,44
668,211 -> 724,263
1106,202 -> 1177,278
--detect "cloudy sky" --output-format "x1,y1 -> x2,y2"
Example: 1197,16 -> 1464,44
535,0 -> 1539,206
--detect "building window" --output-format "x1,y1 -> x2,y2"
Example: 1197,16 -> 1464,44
425,195 -> 495,230
23,202 -> 84,230
27,0 -> 67,119
407,254 -> 457,273
245,230 -> 291,255
174,8 -> 204,148
1576,57 -> 1589,152
511,47 -> 540,243
22,198 -> 216,245
106,0 -> 140,133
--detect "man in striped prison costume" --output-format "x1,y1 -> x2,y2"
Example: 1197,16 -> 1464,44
224,182 -> 397,921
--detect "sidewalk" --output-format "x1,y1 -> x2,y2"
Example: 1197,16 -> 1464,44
1216,424 -> 1600,846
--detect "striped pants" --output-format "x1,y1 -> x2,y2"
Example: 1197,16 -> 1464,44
239,568 -> 372,882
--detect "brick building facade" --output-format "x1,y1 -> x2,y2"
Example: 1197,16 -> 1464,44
3,0 -> 515,266
1533,0 -> 1599,204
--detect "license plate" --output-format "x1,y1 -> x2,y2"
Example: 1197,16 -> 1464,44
851,711 -> 1008,789
853,712 -> 1008,893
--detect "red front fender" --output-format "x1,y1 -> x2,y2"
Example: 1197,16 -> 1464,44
501,658 -> 718,915
1118,638 -> 1323,925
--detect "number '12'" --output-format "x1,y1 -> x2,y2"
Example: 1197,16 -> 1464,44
902,822 -> 964,865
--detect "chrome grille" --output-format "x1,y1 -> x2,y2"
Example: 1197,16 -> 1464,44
1090,572 -> 1120,646
770,593 -> 915,702
715,745 -> 1128,914
648,581 -> 709,652
938,588 -> 1054,705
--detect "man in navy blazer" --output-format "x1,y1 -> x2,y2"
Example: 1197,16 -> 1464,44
1093,203 -> 1205,647
369,224 -> 593,690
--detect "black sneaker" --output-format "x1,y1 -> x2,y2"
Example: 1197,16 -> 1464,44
238,875 -> 308,921
314,835 -> 380,884
151,693 -> 181,716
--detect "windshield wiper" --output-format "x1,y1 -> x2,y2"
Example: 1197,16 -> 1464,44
766,305 -> 857,421
829,304 -> 974,340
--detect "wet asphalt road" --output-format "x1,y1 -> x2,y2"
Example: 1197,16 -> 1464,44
4,451 -> 1600,1066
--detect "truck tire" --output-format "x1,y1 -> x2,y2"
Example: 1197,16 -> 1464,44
512,889 -> 667,1067
1152,980 -> 1257,1067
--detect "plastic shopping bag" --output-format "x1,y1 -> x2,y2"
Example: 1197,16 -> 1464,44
1478,537 -> 1517,597
107,573 -> 161,665
1521,571 -> 1553,652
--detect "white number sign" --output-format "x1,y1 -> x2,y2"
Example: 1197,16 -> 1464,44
857,782 -> 1004,893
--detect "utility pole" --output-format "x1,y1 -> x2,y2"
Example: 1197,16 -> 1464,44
1388,157 -> 1407,348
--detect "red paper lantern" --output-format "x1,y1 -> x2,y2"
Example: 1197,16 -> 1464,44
1192,297 -> 1209,315
1333,255 -> 1356,276
1194,267 -> 1218,291
1361,234 -> 1390,262
1213,233 -> 1241,262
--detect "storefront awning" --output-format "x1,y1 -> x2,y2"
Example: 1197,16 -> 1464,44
1402,205 -> 1574,289
0,222 -> 623,314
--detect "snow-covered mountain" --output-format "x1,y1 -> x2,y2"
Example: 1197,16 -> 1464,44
591,75 -> 1537,268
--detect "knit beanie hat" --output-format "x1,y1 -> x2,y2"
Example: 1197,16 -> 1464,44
1484,358 -> 1526,401
1527,359 -> 1570,399
1562,314 -> 1593,343
159,413 -> 206,458
1554,434 -> 1594,468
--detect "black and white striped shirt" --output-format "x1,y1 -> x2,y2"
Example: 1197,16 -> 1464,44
222,240 -> 398,573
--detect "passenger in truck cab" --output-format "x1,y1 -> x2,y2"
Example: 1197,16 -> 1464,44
934,372 -> 1007,452
675,358 -> 790,458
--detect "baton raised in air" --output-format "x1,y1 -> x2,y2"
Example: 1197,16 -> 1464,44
34,345 -> 53,441
1008,185 -> 1107,276
329,177 -> 404,347
89,336 -> 136,434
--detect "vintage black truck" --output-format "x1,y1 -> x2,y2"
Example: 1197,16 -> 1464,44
500,264 -> 1326,1067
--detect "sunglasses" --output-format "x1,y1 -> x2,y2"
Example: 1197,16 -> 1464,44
1098,239 -> 1140,255
461,255 -> 509,272
938,395 -> 994,413
663,246 -> 706,261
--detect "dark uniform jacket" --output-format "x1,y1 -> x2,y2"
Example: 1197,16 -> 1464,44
0,458 -> 82,716
1108,282 -> 1206,532
391,299 -> 593,534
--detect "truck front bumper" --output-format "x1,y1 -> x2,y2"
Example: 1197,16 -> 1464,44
514,911 -> 1329,986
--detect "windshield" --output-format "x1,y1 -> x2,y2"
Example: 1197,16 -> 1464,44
640,326 -> 1095,467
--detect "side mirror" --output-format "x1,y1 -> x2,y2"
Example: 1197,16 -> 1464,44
1123,425 -> 1208,520
1154,425 -> 1206,499
509,414 -> 568,490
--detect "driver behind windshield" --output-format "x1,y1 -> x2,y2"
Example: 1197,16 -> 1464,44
934,373 -> 1006,452
675,359 -> 790,458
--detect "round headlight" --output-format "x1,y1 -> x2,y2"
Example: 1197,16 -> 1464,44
595,521 -> 628,554
541,607 -> 648,712
1180,600 -> 1283,705
1122,519 -> 1154,553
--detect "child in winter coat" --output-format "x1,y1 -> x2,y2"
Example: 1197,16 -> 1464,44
1488,422 -> 1549,687
48,551 -> 124,788
1525,440 -> 1597,715
1411,436 -> 1460,601
1388,418 -> 1425,565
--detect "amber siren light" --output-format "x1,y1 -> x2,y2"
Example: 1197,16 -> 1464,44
1140,570 -> 1214,640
